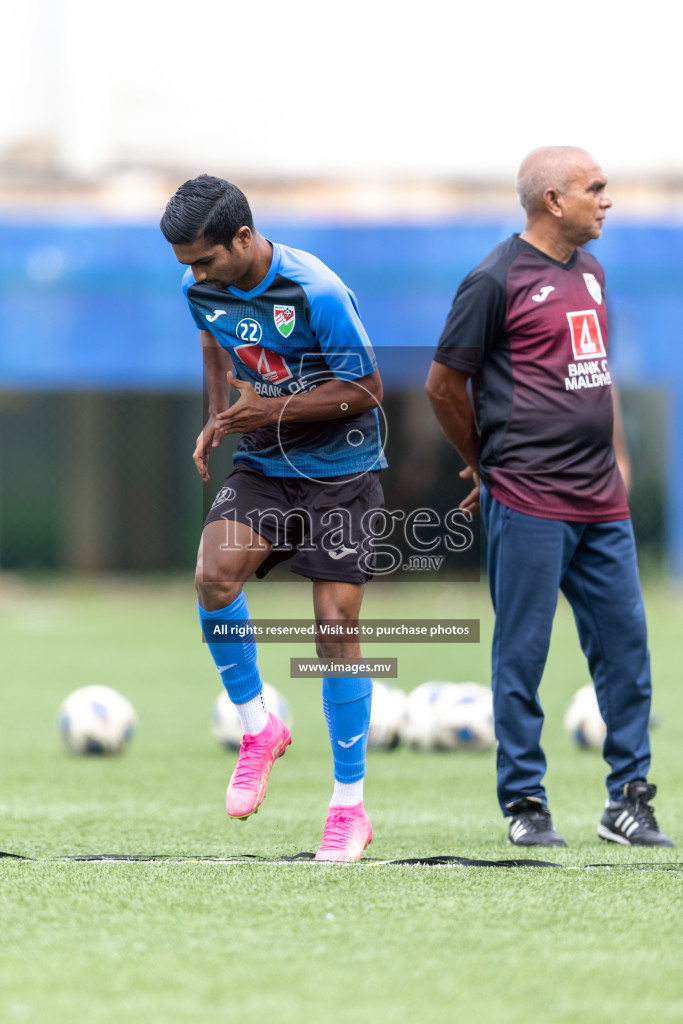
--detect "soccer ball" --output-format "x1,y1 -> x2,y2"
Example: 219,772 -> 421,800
368,681 -> 408,750
210,682 -> 292,750
58,685 -> 137,755
401,681 -> 496,752
400,681 -> 455,750
563,684 -> 606,750
430,682 -> 496,751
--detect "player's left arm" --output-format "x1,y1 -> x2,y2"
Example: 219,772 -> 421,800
611,383 -> 632,495
216,273 -> 383,434
215,369 -> 382,434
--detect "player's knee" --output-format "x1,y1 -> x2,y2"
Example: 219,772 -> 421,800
194,558 -> 243,611
195,578 -> 242,611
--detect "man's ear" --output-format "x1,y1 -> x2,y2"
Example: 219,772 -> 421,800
543,187 -> 564,219
235,226 -> 252,249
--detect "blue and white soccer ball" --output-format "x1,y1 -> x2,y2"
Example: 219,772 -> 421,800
401,681 -> 496,752
58,685 -> 137,755
563,684 -> 606,750
400,681 -> 449,750
368,681 -> 409,750
430,682 -> 496,751
211,683 -> 292,750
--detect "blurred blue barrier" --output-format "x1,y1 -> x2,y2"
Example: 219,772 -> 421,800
2,217 -> 682,387
1,216 -> 682,576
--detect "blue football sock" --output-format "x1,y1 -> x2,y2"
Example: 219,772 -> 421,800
322,676 -> 373,783
198,593 -> 262,704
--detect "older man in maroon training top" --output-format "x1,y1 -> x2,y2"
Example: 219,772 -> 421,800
426,146 -> 673,848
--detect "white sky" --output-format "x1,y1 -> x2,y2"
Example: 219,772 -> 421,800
2,0 -> 681,182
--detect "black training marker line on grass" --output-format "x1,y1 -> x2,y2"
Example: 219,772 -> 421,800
2,849 -> 682,869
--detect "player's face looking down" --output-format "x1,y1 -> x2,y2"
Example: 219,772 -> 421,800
552,155 -> 613,248
172,229 -> 266,291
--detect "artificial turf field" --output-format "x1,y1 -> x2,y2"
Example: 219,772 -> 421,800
1,574 -> 682,1023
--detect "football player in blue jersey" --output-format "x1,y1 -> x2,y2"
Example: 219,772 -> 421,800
160,175 -> 386,861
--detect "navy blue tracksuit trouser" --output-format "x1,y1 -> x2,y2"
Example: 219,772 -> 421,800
480,486 -> 651,813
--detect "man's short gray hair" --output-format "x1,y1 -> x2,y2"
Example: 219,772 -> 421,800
515,146 -> 589,214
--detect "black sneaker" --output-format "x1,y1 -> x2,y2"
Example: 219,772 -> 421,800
506,797 -> 567,847
598,782 -> 674,846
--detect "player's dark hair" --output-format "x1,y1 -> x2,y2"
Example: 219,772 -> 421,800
160,174 -> 254,249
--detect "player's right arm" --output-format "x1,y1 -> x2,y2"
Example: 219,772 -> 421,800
425,362 -> 481,512
193,330 -> 233,482
426,265 -> 505,514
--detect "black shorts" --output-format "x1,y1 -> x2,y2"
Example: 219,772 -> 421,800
204,462 -> 384,583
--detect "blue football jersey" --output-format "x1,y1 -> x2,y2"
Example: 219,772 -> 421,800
183,242 -> 387,479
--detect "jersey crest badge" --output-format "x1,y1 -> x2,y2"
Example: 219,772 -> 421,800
274,305 -> 295,338
566,310 -> 607,361
583,273 -> 602,304
234,343 -> 293,383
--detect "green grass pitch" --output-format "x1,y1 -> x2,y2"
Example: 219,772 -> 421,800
1,575 -> 683,1023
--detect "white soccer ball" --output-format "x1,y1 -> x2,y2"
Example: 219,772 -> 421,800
437,682 -> 496,751
430,681 -> 496,751
563,684 -> 606,750
210,682 -> 292,750
368,682 -> 408,750
400,681 -> 453,750
401,680 -> 496,752
58,685 -> 137,755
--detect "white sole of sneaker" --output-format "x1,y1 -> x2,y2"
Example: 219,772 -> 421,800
597,823 -> 632,845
